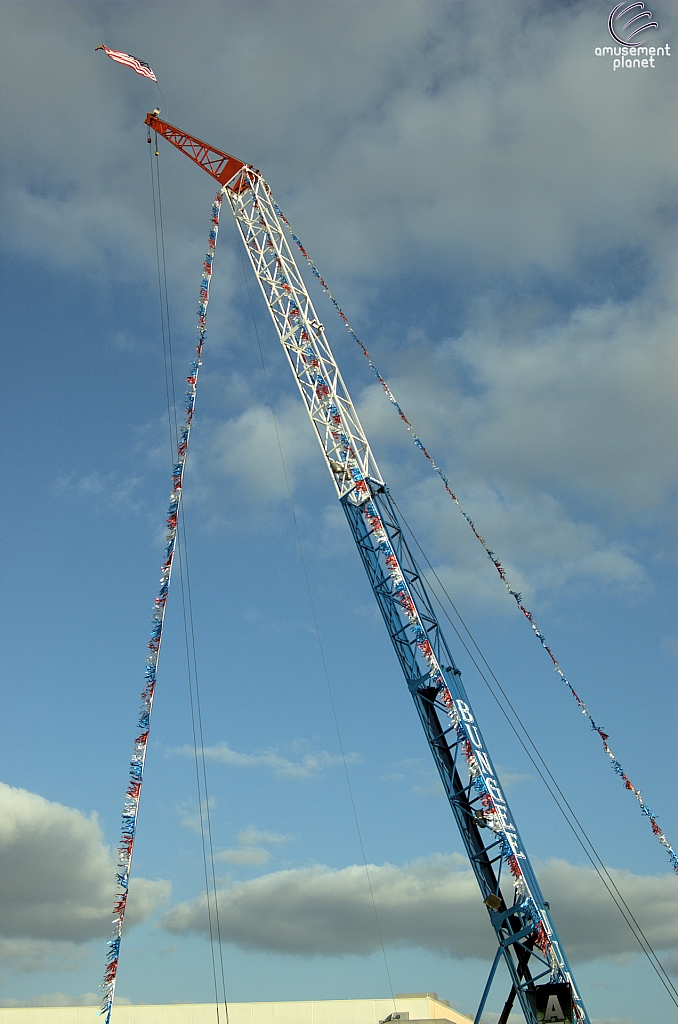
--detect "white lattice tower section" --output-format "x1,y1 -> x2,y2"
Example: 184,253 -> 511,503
223,172 -> 382,501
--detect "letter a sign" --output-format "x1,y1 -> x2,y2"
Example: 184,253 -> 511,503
529,983 -> 573,1023
544,994 -> 565,1022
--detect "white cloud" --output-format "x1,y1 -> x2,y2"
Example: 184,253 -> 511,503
237,826 -> 292,846
661,950 -> 678,977
537,859 -> 678,962
0,783 -> 170,969
161,854 -> 678,966
179,805 -> 205,835
189,398 -> 321,523
252,4 -> 677,292
216,825 -> 293,866
167,741 -> 360,780
494,766 -> 533,794
3,4 -> 675,294
368,475 -> 648,623
177,798 -> 221,836
54,470 -> 143,512
365,286 -> 677,521
217,847 -> 272,867
0,939 -> 91,975
347,280 -> 676,611
380,758 -> 444,798
4,2 -> 668,573
161,855 -> 485,957
440,293 -> 678,519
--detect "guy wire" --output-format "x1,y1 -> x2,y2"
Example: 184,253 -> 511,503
389,495 -> 678,1009
154,143 -> 229,1020
177,516 -> 231,1024
150,139 -> 229,1022
155,84 -> 170,124
235,235 -> 397,1012
149,132 -> 176,454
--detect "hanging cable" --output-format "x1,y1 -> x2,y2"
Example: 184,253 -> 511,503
153,136 -> 180,452
152,138 -> 230,1020
148,132 -> 177,459
151,146 -> 219,1019
174,526 -> 230,1024
177,513 -> 231,1022
150,151 -> 229,1021
235,236 -> 397,1011
154,155 -> 231,1019
389,495 -> 678,1009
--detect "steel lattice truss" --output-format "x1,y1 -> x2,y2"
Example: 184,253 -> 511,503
224,171 -> 382,499
226,168 -> 588,1024
149,113 -> 246,185
144,113 -> 591,1024
342,486 -> 587,1024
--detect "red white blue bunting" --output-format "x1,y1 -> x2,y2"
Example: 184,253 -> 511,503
273,202 -> 678,877
100,192 -> 224,1021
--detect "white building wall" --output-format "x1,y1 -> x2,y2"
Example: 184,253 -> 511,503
0,995 -> 472,1024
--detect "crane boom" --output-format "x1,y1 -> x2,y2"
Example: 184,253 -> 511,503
146,113 -> 590,1024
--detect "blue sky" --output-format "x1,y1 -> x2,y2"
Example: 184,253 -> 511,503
0,3 -> 677,1023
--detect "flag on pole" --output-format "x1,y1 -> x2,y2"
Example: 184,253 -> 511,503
95,45 -> 157,82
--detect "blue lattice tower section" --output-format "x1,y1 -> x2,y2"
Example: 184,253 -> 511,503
145,112 -> 591,1024
342,483 -> 588,1024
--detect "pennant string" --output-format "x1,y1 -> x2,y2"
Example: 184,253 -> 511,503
99,192 -> 225,1022
271,199 -> 678,876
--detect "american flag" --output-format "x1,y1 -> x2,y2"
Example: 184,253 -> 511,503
95,45 -> 157,82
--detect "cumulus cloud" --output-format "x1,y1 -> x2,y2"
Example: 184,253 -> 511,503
441,483 -> 645,602
238,826 -> 292,846
5,1 -> 669,580
362,283 -> 678,518
396,764 -> 532,798
54,469 -> 143,513
198,1 -> 675,298
536,859 -> 678,962
216,825 -> 293,866
380,758 -> 444,798
0,783 -> 170,969
187,397 -> 322,525
661,950 -> 678,977
346,279 -> 676,612
3,3 -> 675,295
161,854 -> 678,966
183,276 -> 674,606
217,846 -> 272,867
167,741 -> 359,780
441,294 -> 678,519
0,939 -> 91,975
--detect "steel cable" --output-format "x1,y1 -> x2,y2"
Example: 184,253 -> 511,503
151,145 -> 229,1022
390,495 -> 678,1010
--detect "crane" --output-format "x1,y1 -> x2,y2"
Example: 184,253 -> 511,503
138,111 -> 590,1024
